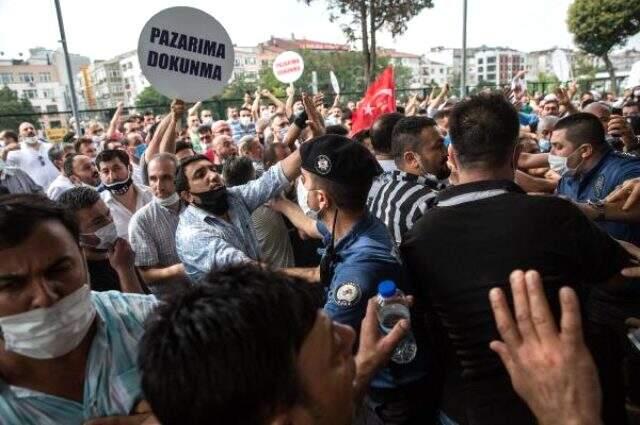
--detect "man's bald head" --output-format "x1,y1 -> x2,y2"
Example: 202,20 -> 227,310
583,102 -> 611,129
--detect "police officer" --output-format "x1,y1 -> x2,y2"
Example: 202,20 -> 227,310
550,112 -> 640,244
277,135 -> 434,424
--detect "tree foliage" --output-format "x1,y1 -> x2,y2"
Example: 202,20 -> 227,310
567,0 -> 640,92
0,86 -> 39,132
303,0 -> 434,82
135,86 -> 171,114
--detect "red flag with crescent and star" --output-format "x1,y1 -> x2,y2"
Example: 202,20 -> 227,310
350,66 -> 396,136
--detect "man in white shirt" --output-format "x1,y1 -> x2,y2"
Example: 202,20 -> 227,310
46,145 -> 75,201
6,122 -> 59,190
96,149 -> 152,239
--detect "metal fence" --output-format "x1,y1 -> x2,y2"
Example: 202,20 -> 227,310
0,77 -> 628,140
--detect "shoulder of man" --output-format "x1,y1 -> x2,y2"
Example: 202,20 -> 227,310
91,290 -> 158,326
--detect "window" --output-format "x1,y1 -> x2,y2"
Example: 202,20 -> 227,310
49,120 -> 62,128
477,66 -> 484,73
38,72 -> 52,82
18,73 -> 34,83
487,65 -> 496,72
23,89 -> 37,99
41,88 -> 55,98
487,57 -> 496,64
478,58 -> 484,64
487,74 -> 496,81
0,73 -> 12,84
46,104 -> 58,113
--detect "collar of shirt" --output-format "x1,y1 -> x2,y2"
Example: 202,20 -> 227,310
572,146 -> 613,189
320,212 -> 375,252
377,159 -> 397,173
437,179 -> 523,207
0,167 -> 16,179
390,170 -> 443,191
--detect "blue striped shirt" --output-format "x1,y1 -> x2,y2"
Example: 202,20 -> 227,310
0,291 -> 158,424
176,162 -> 290,282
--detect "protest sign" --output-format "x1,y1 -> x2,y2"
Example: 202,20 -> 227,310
330,71 -> 340,95
138,6 -> 235,101
272,51 -> 304,84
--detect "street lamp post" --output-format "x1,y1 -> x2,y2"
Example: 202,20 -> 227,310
53,0 -> 81,136
461,0 -> 468,97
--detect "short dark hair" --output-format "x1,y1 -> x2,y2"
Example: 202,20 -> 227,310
269,112 -> 287,125
325,124 -> 349,136
175,140 -> 195,156
73,137 -> 93,154
63,153 -> 79,177
239,107 -> 251,113
315,174 -> 371,212
370,112 -> 404,155
58,187 -> 101,212
144,110 -> 154,117
352,129 -> 370,144
432,109 -> 451,121
222,156 -> 255,187
175,154 -> 210,193
139,265 -> 321,425
95,149 -> 130,170
0,130 -> 18,143
449,92 -> 520,168
47,144 -> 64,166
553,112 -> 606,148
0,194 -> 79,250
624,101 -> 639,110
391,116 -> 438,159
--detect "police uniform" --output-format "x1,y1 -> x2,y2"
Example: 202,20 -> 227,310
556,146 -> 640,244
300,136 -> 433,423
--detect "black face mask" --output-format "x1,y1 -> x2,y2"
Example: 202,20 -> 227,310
192,186 -> 229,216
105,174 -> 133,196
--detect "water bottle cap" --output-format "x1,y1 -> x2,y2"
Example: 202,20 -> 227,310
378,281 -> 397,298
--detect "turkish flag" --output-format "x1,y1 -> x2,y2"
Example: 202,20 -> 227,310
350,66 -> 396,136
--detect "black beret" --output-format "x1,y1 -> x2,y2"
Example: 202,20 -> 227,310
300,134 -> 383,184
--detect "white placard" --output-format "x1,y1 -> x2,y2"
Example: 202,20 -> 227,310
330,71 -> 340,95
627,61 -> 640,89
137,6 -> 235,101
272,51 -> 304,84
551,49 -> 572,82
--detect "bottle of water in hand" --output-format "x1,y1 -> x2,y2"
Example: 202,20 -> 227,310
376,280 -> 417,364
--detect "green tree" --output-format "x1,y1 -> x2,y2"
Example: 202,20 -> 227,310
303,0 -> 434,83
0,86 -> 39,132
135,86 -> 171,114
222,73 -> 257,100
567,0 -> 640,93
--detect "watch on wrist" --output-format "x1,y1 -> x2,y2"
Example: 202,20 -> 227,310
587,199 -> 606,221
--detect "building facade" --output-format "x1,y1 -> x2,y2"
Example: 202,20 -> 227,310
233,46 -> 260,82
420,59 -> 450,86
474,47 -> 525,86
526,48 -> 575,81
0,48 -> 67,129
118,50 -> 150,107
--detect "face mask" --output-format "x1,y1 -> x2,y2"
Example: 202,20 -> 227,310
24,136 -> 38,145
539,138 -> 551,152
92,135 -> 104,144
155,192 -> 180,207
203,118 -> 213,125
548,154 -> 568,176
294,106 -> 305,115
81,221 -> 119,250
0,284 -> 96,359
325,117 -> 338,126
105,172 -> 133,196
278,127 -> 289,142
193,186 -> 229,216
262,110 -> 272,120
239,116 -> 251,127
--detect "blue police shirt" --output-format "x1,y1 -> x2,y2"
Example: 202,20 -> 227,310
317,213 -> 427,389
519,112 -> 539,128
556,147 -> 640,244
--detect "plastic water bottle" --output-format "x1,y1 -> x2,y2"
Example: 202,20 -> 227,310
376,280 -> 417,364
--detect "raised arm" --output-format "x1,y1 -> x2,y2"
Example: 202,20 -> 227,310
252,88 -> 261,121
106,101 -> 125,139
268,195 -> 322,239
159,100 -> 185,155
285,83 -> 295,118
188,101 -> 202,117
261,89 -> 286,115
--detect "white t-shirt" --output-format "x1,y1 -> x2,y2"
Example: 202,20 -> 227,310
100,184 -> 153,240
46,174 -> 75,200
6,142 -> 59,190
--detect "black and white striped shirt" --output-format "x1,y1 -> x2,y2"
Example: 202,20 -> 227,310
368,170 -> 443,245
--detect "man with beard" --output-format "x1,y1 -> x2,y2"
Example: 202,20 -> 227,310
63,154 -> 100,188
369,116 -> 450,245
174,137 -> 302,282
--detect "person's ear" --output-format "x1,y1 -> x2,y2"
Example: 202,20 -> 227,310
512,143 -> 523,169
403,151 -> 419,171
448,144 -> 460,173
317,189 -> 331,211
582,144 -> 594,159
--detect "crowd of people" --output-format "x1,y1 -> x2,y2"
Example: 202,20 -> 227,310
1,76 -> 640,425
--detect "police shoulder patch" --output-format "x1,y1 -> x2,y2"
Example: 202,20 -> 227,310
593,174 -> 605,199
334,282 -> 362,307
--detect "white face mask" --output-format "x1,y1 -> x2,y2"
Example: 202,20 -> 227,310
155,192 -> 180,207
262,110 -> 272,120
239,116 -> 251,127
548,154 -> 569,176
23,136 -> 38,145
278,127 -> 289,142
202,117 -> 213,126
0,285 -> 96,359
81,221 -> 119,250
